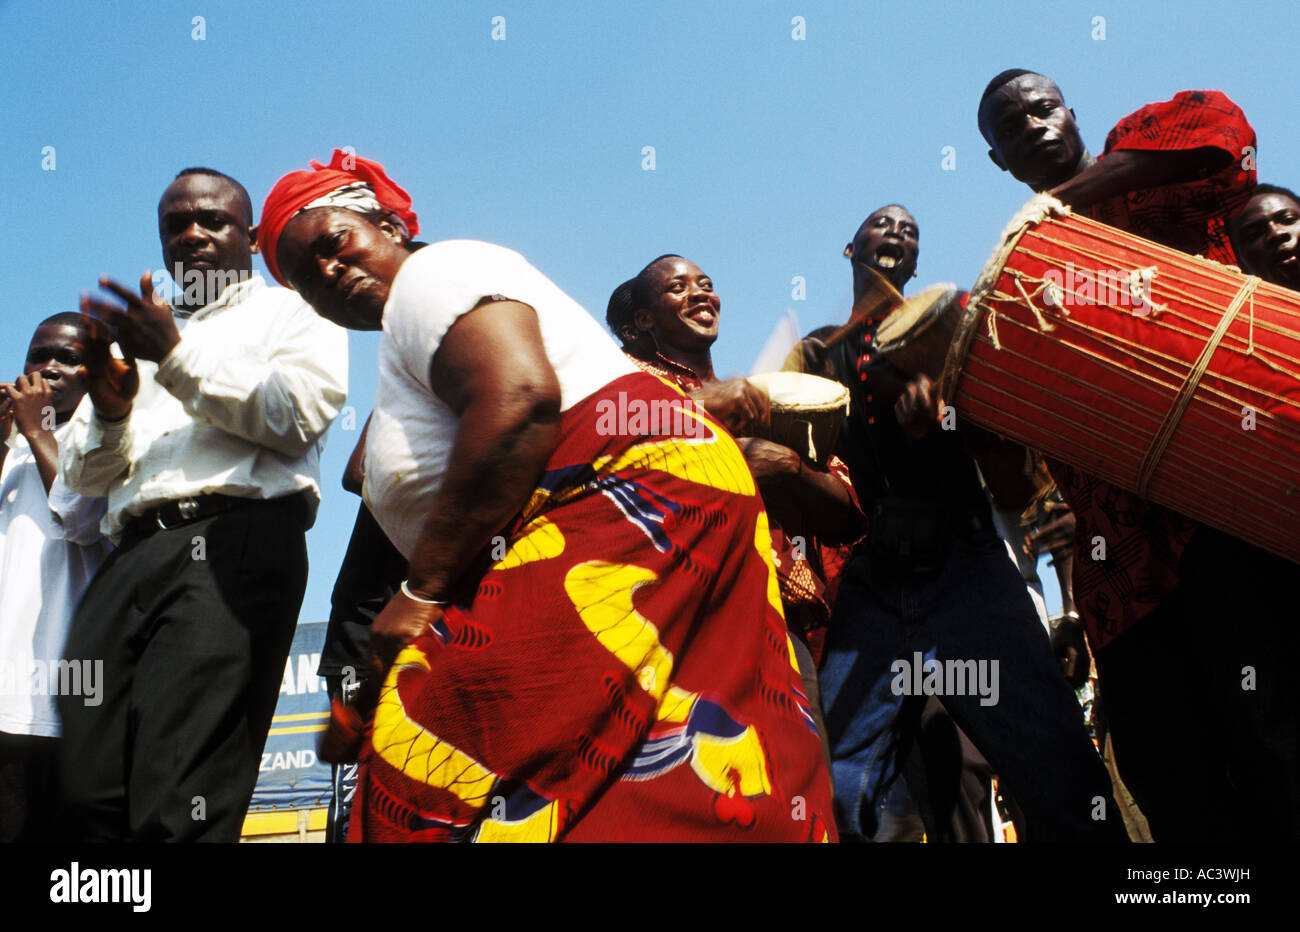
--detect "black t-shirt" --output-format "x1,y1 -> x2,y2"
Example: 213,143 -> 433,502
817,319 -> 993,527
316,502 -> 407,679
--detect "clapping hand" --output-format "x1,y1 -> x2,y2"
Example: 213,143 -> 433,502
77,312 -> 139,421
82,272 -> 180,364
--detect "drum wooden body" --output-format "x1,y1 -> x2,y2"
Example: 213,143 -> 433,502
936,195 -> 1300,564
747,372 -> 850,466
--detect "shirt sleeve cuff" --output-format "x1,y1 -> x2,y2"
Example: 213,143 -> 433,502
154,336 -> 197,397
89,409 -> 131,445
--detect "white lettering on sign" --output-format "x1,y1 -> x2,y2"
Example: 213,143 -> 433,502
279,652 -> 326,695
259,749 -> 319,772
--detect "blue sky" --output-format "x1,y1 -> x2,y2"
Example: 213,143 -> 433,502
4,0 -> 1297,622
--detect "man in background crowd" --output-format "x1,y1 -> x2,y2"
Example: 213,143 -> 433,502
0,315 -> 110,841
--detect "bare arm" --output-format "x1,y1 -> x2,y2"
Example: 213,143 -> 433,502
1049,147 -> 1233,210
7,375 -> 60,494
354,298 -> 561,685
736,438 -> 865,544
406,299 -> 562,600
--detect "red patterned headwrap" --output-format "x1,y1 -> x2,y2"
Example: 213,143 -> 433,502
259,149 -> 420,286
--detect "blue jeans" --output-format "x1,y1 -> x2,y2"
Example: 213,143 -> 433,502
820,529 -> 1126,842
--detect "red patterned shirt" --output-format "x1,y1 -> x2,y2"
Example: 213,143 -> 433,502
1060,90 -> 1255,650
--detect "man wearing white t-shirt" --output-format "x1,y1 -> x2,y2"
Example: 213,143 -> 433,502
0,314 -> 109,842
58,169 -> 348,841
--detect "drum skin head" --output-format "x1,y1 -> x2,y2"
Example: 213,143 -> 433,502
746,371 -> 851,464
875,283 -> 961,379
746,371 -> 849,410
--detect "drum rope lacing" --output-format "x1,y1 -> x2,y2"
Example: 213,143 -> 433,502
983,274 -> 1300,470
1018,233 -> 1300,374
986,232 -> 1300,391
976,309 -> 1300,446
949,203 -> 1300,558
967,310 -> 1300,503
1137,274 -> 1262,497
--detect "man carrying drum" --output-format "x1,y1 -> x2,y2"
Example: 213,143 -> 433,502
789,206 -> 1123,843
980,70 -> 1300,841
606,256 -> 865,756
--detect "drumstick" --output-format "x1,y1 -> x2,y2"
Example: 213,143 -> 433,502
819,266 -> 905,351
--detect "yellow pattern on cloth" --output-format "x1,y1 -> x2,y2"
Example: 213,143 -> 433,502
564,561 -> 675,703
475,799 -> 561,843
493,515 -> 565,569
753,511 -> 796,676
372,646 -> 498,805
563,559 -> 773,797
590,411 -> 756,496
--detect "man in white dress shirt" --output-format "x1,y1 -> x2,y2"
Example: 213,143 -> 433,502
57,168 -> 348,841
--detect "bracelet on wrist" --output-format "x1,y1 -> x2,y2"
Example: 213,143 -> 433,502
400,579 -> 448,606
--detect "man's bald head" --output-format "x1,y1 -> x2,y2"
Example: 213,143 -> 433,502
172,167 -> 253,226
979,70 -> 1091,192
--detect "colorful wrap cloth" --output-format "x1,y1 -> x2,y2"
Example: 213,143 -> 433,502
350,371 -> 836,842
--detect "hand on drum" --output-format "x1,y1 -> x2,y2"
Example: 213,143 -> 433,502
893,374 -> 944,439
691,378 -> 770,436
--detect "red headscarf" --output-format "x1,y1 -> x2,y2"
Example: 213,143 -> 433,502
259,149 -> 420,286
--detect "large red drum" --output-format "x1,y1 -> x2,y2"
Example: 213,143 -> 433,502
929,195 -> 1300,565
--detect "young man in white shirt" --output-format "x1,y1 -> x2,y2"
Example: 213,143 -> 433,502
57,168 -> 348,841
0,314 -> 109,842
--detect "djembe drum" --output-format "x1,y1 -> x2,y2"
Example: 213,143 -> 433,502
879,194 -> 1300,565
746,372 -> 850,466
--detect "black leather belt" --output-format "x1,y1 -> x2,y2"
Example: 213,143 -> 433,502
120,492 -> 309,545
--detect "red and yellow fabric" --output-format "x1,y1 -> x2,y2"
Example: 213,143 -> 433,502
627,351 -> 858,664
349,372 -> 836,842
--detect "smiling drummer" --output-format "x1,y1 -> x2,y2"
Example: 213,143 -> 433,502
980,69 -> 1299,843
607,256 -> 865,754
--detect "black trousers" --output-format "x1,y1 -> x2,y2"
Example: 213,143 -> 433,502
58,498 -> 308,841
1095,527 -> 1300,842
0,732 -> 60,842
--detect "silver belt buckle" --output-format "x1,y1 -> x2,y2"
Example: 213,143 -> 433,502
157,496 -> 201,531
